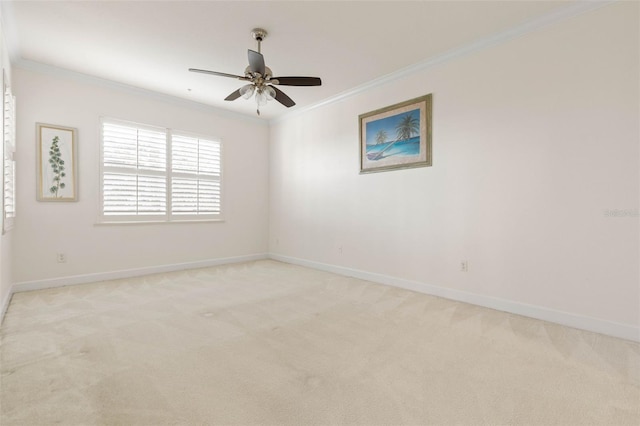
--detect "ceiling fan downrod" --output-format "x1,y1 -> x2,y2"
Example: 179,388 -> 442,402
251,28 -> 267,53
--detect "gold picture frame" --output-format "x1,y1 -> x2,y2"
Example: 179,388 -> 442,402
359,94 -> 432,173
37,123 -> 78,201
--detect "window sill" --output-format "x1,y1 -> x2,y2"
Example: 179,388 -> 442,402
95,218 -> 225,226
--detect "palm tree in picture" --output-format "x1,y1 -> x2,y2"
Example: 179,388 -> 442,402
375,129 -> 388,145
395,112 -> 419,142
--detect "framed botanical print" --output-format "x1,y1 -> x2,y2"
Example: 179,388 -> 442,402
37,123 -> 78,201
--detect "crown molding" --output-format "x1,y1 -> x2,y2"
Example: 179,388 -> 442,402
3,0 -> 616,126
12,58 -> 268,125
2,0 -> 265,124
271,0 -> 617,124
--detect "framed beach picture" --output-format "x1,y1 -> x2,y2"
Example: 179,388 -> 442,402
359,94 -> 432,173
37,123 -> 77,201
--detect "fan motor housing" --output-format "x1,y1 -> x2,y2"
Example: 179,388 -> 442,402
245,65 -> 272,79
251,28 -> 267,42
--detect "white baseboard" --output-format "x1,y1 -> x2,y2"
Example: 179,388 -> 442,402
10,253 -> 268,294
5,251 -> 638,342
0,287 -> 13,325
270,254 -> 640,343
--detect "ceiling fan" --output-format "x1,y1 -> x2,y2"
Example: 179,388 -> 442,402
189,28 -> 322,116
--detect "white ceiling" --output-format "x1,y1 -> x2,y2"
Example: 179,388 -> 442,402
2,1 -> 575,120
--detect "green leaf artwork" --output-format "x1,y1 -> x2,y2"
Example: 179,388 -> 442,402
48,136 -> 67,197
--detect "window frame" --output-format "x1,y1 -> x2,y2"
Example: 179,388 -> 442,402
98,117 -> 224,224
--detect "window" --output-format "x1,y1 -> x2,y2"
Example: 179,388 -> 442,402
100,118 -> 222,222
3,85 -> 16,232
171,134 -> 222,216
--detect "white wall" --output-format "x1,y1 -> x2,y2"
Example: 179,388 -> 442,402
12,67 -> 269,283
270,3 -> 639,331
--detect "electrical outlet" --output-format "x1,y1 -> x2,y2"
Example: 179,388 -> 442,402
460,260 -> 468,272
57,253 -> 66,263
338,245 -> 343,254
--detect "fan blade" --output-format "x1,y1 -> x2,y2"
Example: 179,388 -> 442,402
271,86 -> 296,108
189,68 -> 249,80
271,77 -> 322,86
224,89 -> 242,101
248,50 -> 266,76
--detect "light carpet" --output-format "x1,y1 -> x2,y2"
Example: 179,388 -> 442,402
1,260 -> 638,425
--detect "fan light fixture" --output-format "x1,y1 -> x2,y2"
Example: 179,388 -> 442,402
188,28 -> 322,116
255,86 -> 276,107
239,84 -> 255,99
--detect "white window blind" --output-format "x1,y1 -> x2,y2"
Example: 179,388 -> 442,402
100,119 -> 222,222
3,87 -> 16,232
171,134 -> 221,216
102,122 -> 167,217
